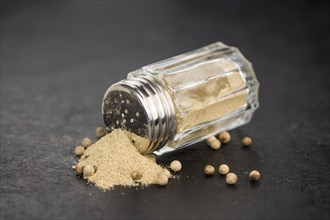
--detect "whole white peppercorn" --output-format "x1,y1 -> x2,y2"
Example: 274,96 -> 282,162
95,127 -> 107,139
226,173 -> 238,185
219,131 -> 231,143
170,160 -> 182,172
156,172 -> 168,186
81,137 -> 93,148
83,164 -> 95,177
74,146 -> 85,156
242,137 -> 252,147
131,170 -> 142,181
209,139 -> 221,150
206,136 -> 217,145
75,162 -> 84,175
219,164 -> 230,175
204,165 -> 215,175
249,170 -> 261,182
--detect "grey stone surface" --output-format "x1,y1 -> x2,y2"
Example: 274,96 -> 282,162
1,1 -> 329,219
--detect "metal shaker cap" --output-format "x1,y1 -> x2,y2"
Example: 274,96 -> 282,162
102,75 -> 176,154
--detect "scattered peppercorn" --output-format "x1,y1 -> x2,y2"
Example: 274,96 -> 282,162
219,164 -> 230,175
218,131 -> 231,143
81,137 -> 93,148
83,164 -> 95,177
209,139 -> 221,150
74,146 -> 85,156
249,170 -> 261,182
226,173 -> 238,185
131,170 -> 142,181
75,162 -> 84,175
204,165 -> 215,175
242,137 -> 252,147
156,172 -> 168,186
206,136 -> 217,146
170,160 -> 182,172
95,127 -> 107,139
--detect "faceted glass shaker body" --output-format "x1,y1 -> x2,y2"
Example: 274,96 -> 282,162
103,42 -> 259,155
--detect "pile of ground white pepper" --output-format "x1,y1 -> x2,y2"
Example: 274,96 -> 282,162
72,128 -> 260,190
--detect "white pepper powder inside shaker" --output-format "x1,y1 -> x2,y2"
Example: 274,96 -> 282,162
102,42 -> 259,155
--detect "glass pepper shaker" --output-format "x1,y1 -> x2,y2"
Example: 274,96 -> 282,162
102,42 -> 259,155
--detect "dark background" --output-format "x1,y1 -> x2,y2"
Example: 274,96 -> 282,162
1,1 -> 329,219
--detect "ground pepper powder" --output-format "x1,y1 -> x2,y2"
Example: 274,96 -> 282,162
76,129 -> 168,190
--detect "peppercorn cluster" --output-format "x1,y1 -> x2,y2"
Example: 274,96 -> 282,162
205,132 -> 261,185
72,128 -> 261,189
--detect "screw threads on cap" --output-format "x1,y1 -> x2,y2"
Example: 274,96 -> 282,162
102,75 -> 176,153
